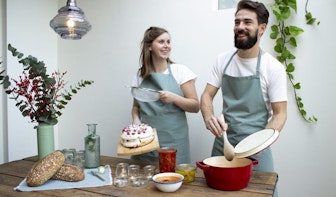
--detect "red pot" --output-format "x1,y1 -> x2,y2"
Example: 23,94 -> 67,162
196,156 -> 258,191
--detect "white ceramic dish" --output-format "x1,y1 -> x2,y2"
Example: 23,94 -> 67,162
152,172 -> 184,192
234,128 -> 280,158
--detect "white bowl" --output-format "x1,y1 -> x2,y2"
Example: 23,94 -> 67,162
152,172 -> 184,192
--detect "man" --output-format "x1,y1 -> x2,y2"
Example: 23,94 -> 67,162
201,0 -> 287,174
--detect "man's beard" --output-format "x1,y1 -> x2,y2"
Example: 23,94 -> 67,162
234,29 -> 258,49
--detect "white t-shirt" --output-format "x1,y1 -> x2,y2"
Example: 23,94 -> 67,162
132,63 -> 197,87
208,49 -> 287,114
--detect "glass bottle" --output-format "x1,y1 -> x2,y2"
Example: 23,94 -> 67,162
84,124 -> 100,168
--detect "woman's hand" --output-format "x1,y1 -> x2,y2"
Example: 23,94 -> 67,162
158,80 -> 199,113
159,90 -> 177,103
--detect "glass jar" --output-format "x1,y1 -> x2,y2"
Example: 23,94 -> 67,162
158,147 -> 177,172
84,124 -> 100,168
62,148 -> 76,164
74,150 -> 85,170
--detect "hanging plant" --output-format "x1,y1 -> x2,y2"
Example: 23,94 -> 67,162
270,0 -> 318,123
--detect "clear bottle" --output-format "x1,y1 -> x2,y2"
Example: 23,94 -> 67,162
84,124 -> 100,168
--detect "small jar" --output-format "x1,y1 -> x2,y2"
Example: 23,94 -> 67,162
131,175 -> 148,187
128,164 -> 140,182
73,150 -> 85,170
114,176 -> 128,187
115,163 -> 129,178
176,164 -> 197,183
143,165 -> 156,179
62,148 -> 76,164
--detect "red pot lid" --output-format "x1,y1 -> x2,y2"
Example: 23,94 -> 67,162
234,129 -> 279,158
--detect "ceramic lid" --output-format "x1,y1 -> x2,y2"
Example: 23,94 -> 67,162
234,129 -> 279,158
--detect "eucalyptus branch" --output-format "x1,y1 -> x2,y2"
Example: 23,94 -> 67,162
0,44 -> 94,126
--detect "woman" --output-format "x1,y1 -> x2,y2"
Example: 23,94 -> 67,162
131,26 -> 199,164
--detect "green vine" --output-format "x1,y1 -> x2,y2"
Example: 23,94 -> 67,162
270,0 -> 318,123
304,0 -> 320,25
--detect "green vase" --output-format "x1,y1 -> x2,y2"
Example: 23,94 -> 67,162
36,123 -> 55,160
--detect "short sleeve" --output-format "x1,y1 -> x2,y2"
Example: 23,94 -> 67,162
170,64 -> 197,85
266,56 -> 288,102
207,50 -> 235,88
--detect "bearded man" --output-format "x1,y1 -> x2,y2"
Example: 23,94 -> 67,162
200,0 -> 287,192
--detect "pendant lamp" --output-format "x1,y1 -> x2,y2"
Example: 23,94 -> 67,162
50,0 -> 91,40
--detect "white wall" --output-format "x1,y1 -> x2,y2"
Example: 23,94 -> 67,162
3,0 -> 58,161
1,0 -> 335,196
0,0 -> 6,164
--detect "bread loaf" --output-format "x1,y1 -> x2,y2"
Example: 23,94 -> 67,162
52,164 -> 85,182
26,150 -> 65,187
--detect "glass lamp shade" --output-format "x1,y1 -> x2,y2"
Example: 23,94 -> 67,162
50,0 -> 91,40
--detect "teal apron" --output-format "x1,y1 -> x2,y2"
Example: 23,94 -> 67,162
131,65 -> 190,164
211,50 -> 275,173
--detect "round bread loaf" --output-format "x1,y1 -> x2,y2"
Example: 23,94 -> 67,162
26,150 -> 65,187
52,164 -> 85,182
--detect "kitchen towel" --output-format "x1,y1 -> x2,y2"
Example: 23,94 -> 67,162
14,165 -> 113,192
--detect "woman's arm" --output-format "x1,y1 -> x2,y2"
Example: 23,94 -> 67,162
131,99 -> 141,125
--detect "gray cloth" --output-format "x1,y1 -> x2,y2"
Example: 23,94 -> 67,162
14,165 -> 112,192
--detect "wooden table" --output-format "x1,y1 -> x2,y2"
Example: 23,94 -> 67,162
0,155 -> 277,197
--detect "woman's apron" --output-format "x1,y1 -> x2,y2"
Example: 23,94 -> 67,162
131,65 -> 190,164
211,50 -> 275,173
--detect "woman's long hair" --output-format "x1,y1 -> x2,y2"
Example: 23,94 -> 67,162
139,26 -> 174,79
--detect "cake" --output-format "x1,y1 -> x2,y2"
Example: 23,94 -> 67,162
121,124 -> 154,148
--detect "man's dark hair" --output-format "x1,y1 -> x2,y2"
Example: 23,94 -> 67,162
235,0 -> 269,25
